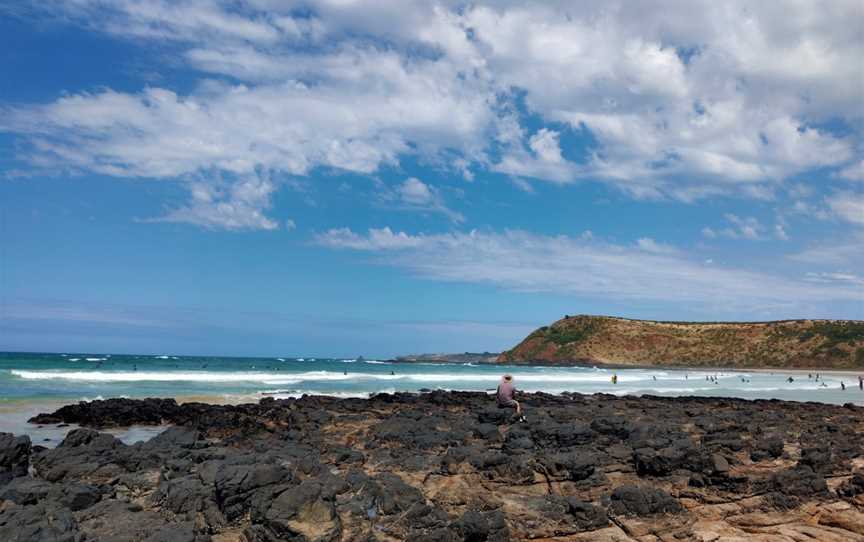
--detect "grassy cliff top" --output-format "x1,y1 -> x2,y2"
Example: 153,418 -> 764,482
499,315 -> 864,369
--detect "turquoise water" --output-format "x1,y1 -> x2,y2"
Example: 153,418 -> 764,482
2,351 -> 862,407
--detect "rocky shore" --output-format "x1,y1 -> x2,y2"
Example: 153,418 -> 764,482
1,392 -> 863,541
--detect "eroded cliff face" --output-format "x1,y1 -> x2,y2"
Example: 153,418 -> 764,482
499,315 -> 864,368
2,393 -> 863,541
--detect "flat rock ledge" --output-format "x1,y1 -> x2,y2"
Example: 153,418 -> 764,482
2,392 -> 863,541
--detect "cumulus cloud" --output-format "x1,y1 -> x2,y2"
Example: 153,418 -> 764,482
398,178 -> 434,206
316,227 -> 863,311
2,0 -> 862,223
148,174 -> 279,231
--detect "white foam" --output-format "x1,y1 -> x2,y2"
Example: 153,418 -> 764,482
10,369 -> 631,385
85,357 -> 106,362
262,389 -> 389,400
12,370 -> 303,384
155,355 -> 170,359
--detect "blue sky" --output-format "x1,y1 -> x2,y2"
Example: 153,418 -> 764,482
1,1 -> 862,357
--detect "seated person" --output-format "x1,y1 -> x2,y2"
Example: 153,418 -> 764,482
497,374 -> 526,422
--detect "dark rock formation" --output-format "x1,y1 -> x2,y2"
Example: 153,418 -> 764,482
1,392 -> 862,540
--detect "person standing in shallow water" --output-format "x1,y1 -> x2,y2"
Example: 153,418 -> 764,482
497,374 -> 525,422
859,376 -> 863,391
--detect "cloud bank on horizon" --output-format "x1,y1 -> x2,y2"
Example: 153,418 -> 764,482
1,0 -> 863,341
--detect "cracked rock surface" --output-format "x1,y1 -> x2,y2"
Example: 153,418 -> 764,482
2,391 -> 863,541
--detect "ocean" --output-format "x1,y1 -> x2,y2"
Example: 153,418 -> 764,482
2,351 -> 862,446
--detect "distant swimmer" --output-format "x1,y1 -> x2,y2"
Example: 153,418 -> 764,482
343,369 -> 347,376
611,373 -> 618,385
808,373 -> 812,379
841,381 -> 846,391
390,370 -> 395,376
859,376 -> 863,391
653,376 -> 657,381
787,377 -> 794,383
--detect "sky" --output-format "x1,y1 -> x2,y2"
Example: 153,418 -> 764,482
0,0 -> 862,358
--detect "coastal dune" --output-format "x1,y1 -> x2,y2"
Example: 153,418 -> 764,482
1,392 -> 863,541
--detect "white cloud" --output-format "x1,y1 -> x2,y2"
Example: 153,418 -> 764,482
398,177 -> 434,206
703,214 -> 791,241
316,227 -> 864,310
315,226 -> 424,250
529,129 -> 564,164
2,0 -> 862,217
837,160 -> 864,182
788,234 -> 864,266
148,174 -> 279,231
826,191 -> 864,225
702,214 -> 765,240
376,177 -> 464,223
804,271 -> 864,287
636,237 -> 679,255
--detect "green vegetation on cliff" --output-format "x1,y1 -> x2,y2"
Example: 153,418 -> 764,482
499,315 -> 864,369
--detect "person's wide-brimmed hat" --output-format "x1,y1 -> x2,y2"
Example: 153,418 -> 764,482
503,374 -> 513,381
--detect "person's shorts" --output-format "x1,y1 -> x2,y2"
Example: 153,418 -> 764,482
497,400 -> 517,408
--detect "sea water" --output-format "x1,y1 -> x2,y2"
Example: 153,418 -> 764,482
2,351 -> 861,406
2,351 -> 862,446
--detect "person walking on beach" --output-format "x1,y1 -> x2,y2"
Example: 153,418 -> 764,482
497,374 -> 525,422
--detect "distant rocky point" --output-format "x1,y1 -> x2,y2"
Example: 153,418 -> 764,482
500,315 -> 864,369
393,352 -> 500,364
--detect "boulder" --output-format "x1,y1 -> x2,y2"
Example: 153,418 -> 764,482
252,479 -> 340,541
749,436 -> 784,461
0,502 -> 82,542
607,485 -> 683,517
0,433 -> 32,481
633,441 -> 706,476
453,509 -> 509,541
